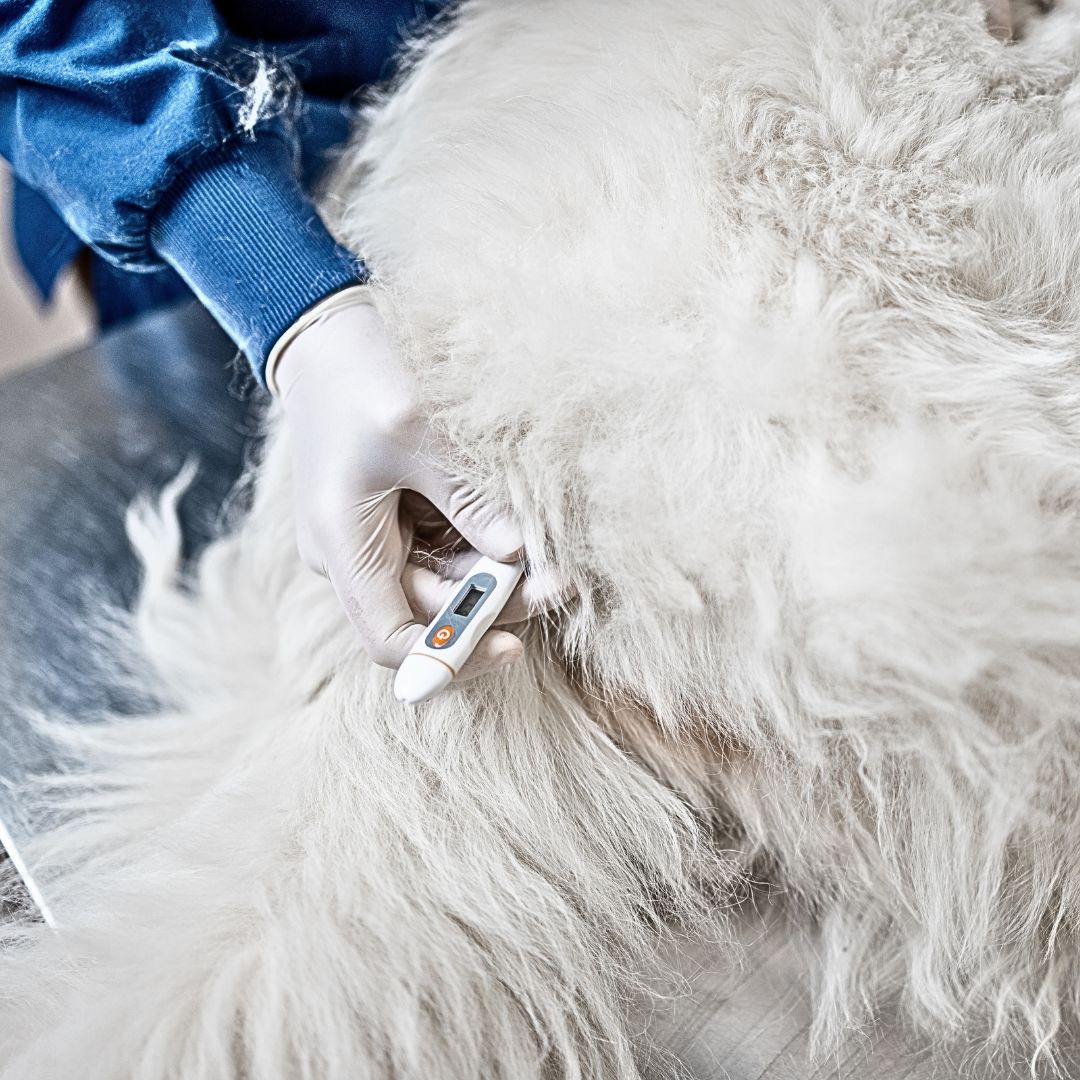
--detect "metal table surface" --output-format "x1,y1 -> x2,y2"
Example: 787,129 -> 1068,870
0,303 -> 1036,1078
0,301 -> 257,857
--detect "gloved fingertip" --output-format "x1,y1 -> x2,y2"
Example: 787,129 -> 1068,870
493,634 -> 525,665
362,621 -> 424,670
456,629 -> 524,681
472,514 -> 525,564
491,534 -> 526,566
482,630 -> 524,667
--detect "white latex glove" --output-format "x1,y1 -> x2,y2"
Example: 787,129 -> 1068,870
985,0 -> 1014,39
984,0 -> 1051,41
269,286 -> 556,678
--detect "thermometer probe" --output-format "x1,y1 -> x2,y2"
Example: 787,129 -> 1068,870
394,556 -> 524,705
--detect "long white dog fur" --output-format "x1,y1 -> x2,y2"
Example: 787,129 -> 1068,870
5,0 -> 1080,1075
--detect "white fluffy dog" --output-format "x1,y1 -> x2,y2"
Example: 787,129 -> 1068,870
5,0 -> 1080,1075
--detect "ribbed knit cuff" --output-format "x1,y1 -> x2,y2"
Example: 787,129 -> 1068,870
149,137 -> 366,384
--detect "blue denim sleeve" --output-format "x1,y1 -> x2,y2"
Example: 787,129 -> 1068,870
0,1 -> 364,379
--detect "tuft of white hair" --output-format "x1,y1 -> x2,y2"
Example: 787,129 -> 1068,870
5,0 -> 1080,1075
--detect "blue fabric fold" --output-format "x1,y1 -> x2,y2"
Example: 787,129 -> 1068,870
0,0 -> 451,373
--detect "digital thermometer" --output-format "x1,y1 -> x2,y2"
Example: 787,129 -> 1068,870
394,556 -> 524,705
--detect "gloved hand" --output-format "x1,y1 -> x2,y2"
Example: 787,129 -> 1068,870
269,286 -> 555,679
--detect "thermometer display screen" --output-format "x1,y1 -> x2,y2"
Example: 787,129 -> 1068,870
454,585 -> 485,618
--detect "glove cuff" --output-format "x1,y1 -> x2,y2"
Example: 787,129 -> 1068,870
264,284 -> 378,398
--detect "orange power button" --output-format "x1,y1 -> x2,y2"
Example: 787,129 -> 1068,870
432,625 -> 455,648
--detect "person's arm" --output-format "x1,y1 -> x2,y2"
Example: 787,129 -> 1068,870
0,0 -> 559,673
0,0 -> 361,381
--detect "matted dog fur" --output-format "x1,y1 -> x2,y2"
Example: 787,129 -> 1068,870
5,0 -> 1080,1075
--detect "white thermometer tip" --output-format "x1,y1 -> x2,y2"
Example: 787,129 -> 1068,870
394,654 -> 455,705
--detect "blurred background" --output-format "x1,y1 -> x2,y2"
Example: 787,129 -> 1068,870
0,161 -> 92,377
